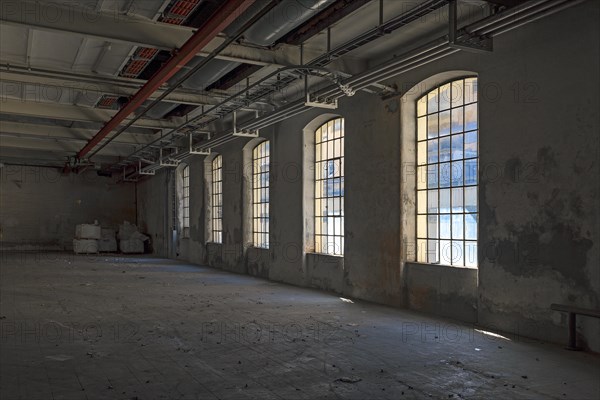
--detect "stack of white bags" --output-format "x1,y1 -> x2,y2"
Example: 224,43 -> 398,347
99,228 -> 117,252
73,220 -> 149,254
118,221 -> 149,254
73,221 -> 101,254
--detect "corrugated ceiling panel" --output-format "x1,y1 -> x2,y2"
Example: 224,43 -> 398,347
30,31 -> 84,70
70,38 -> 109,71
0,25 -> 28,64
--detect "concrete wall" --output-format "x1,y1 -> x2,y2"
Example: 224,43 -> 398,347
0,166 -> 136,250
136,169 -> 171,257
137,2 -> 600,350
475,3 -> 599,350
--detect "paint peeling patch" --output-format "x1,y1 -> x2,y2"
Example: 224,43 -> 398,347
385,100 -> 399,114
537,147 -> 558,177
573,150 -> 594,175
504,157 -> 522,183
568,193 -> 585,218
479,181 -> 497,228
495,222 -> 593,291
409,286 -> 432,310
247,261 -> 269,279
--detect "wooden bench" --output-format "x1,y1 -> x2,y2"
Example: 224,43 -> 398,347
551,304 -> 600,350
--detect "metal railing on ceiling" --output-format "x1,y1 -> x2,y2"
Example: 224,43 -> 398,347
116,0 -> 588,180
111,0 -> 453,176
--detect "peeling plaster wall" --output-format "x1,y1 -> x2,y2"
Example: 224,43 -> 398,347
136,170 -> 170,257
394,1 -> 599,350
204,140 -> 248,273
342,92 -> 403,306
0,166 -> 135,250
405,263 -> 478,323
474,3 -> 600,351
137,2 -> 599,351
183,157 -> 208,265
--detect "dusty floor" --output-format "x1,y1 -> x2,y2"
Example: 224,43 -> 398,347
0,252 -> 598,400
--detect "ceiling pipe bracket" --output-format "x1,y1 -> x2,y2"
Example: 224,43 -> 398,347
189,132 -> 212,155
138,161 -> 156,176
232,110 -> 260,137
159,148 -> 181,167
449,0 -> 493,53
190,147 -> 212,155
232,130 -> 260,137
159,160 -> 180,167
305,93 -> 338,109
123,168 -> 140,182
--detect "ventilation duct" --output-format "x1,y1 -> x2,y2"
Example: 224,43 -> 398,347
145,0 -> 336,119
143,57 -> 240,119
75,0 -> 257,160
180,58 -> 240,90
242,0 -> 336,46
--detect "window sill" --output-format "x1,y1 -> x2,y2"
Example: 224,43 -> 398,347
306,252 -> 344,258
406,261 -> 477,270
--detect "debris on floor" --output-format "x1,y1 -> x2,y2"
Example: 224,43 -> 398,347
336,377 -> 362,383
46,354 -> 73,361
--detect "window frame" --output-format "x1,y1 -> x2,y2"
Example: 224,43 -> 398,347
314,117 -> 345,256
182,164 -> 190,238
252,141 -> 270,249
211,155 -> 223,244
415,77 -> 479,268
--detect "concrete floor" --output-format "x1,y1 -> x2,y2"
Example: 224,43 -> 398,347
0,253 -> 598,400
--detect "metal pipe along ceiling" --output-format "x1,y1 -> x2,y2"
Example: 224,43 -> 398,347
145,0 -> 335,120
91,0 -> 280,165
121,66 -> 341,165
184,0 -> 583,155
465,0 -> 549,33
120,0 -> 585,174
74,0 -> 257,160
488,0 -> 587,36
88,0 -> 283,159
138,0 -> 335,120
115,0 -> 450,167
475,0 -> 572,35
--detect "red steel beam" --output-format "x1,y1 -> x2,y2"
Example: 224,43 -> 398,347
77,0 -> 256,159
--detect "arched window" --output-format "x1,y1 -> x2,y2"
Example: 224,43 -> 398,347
182,164 -> 190,237
416,77 -> 478,267
315,118 -> 344,256
252,141 -> 270,248
212,155 -> 223,243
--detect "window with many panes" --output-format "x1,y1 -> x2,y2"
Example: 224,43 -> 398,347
252,141 -> 270,248
416,77 -> 478,267
315,118 -> 344,256
182,165 -> 190,237
212,155 -> 223,243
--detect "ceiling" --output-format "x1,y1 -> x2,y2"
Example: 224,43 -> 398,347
0,0 -> 568,175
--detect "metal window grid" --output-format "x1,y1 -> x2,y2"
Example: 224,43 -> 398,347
416,77 -> 479,267
252,141 -> 270,249
212,155 -> 223,243
315,118 -> 344,256
182,165 -> 190,236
